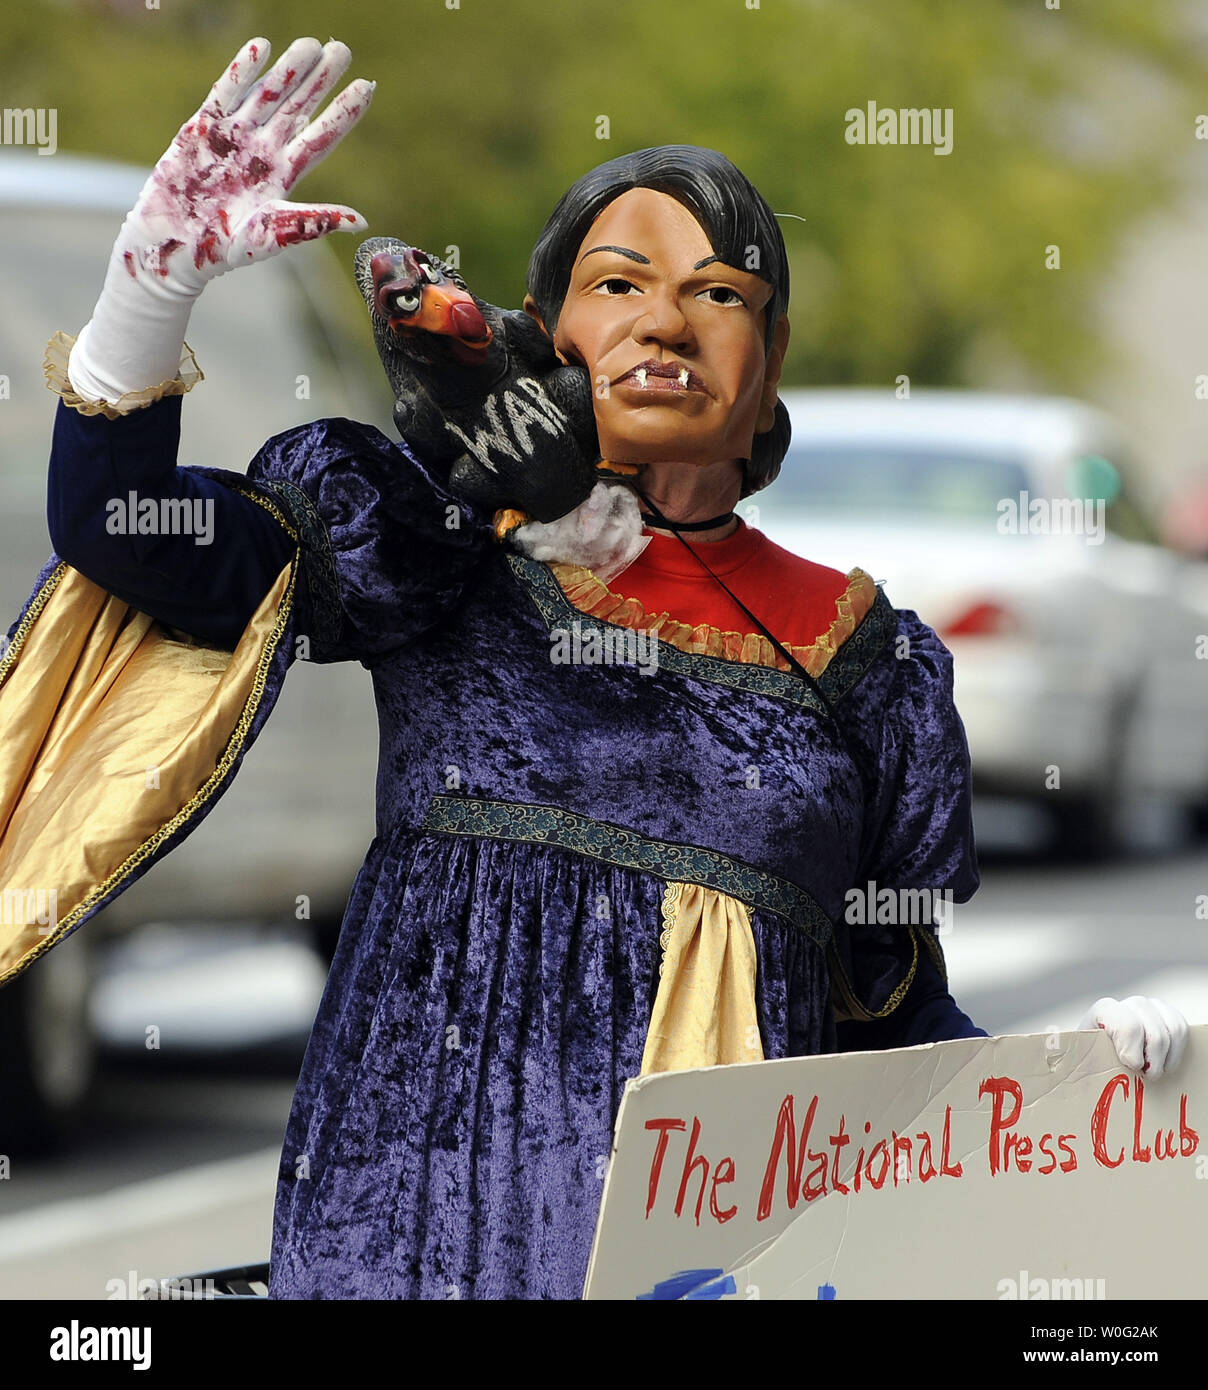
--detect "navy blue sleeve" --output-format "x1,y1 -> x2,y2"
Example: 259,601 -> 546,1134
238,416 -> 495,665
46,394 -> 296,650
835,936 -> 987,1052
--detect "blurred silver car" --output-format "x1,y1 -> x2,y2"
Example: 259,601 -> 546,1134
753,388 -> 1208,855
0,152 -> 391,1146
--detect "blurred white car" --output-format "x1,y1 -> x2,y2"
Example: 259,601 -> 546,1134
753,389 -> 1208,855
0,151 -> 392,1146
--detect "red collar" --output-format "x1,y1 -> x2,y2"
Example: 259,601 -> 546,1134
636,517 -> 763,578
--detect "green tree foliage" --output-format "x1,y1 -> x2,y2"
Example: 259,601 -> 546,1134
3,0 -> 1203,389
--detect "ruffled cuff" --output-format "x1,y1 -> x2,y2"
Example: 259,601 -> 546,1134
43,329 -> 204,420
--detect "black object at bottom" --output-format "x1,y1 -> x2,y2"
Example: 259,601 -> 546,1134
148,1263 -> 270,1300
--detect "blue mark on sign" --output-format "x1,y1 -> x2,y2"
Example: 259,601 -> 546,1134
818,1282 -> 837,1300
637,1269 -> 727,1300
682,1274 -> 737,1300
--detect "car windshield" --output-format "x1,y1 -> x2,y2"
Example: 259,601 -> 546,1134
767,444 -> 1031,518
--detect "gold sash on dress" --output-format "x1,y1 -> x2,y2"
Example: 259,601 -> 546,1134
640,880 -> 765,1074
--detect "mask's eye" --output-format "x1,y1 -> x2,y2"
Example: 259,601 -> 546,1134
596,277 -> 638,295
387,288 -> 422,314
420,261 -> 441,284
699,286 -> 745,306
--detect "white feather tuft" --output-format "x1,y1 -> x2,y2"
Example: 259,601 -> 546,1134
508,483 -> 650,583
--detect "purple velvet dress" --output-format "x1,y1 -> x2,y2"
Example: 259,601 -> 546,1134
28,397 -> 982,1299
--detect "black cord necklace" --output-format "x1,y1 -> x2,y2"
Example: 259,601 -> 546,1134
639,509 -> 735,532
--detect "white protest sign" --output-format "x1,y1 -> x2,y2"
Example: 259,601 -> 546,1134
584,1026 -> 1207,1299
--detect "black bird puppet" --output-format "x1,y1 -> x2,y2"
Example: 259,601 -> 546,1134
354,237 -> 639,539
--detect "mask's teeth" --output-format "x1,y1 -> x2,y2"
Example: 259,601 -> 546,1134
678,367 -> 689,388
635,367 -> 647,388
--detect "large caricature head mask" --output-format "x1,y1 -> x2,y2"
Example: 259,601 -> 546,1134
524,145 -> 792,497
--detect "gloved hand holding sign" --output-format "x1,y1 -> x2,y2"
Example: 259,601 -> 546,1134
1078,995 -> 1190,1079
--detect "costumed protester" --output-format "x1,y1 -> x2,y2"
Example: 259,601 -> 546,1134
0,36 -> 1190,1299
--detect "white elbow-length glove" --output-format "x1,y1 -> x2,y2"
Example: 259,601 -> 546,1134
67,35 -> 373,406
1077,995 -> 1189,1079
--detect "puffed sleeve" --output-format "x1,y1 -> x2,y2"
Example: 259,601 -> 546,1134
232,415 -> 496,665
828,608 -> 981,1041
853,609 -> 979,900
45,397 -> 496,658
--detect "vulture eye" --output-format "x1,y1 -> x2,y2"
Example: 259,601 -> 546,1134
420,261 -> 441,284
387,288 -> 422,314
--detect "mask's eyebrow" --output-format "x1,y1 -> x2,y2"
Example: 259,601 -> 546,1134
577,245 -> 650,266
693,254 -> 722,269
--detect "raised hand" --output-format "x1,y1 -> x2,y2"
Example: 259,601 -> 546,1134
66,36 -> 374,406
122,36 -> 373,292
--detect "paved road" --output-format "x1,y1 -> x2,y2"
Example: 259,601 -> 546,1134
1,821 -> 1205,1300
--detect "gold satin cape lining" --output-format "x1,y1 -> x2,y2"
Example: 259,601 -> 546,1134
0,559 -> 295,983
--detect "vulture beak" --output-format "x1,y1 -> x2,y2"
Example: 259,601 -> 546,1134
368,249 -> 493,362
412,285 -> 493,352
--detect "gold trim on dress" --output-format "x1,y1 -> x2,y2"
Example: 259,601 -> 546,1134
549,562 -> 877,676
827,925 -> 922,1024
640,880 -> 765,1075
43,329 -> 204,419
0,557 -> 295,984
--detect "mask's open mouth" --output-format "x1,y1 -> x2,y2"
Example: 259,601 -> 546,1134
614,359 -> 707,394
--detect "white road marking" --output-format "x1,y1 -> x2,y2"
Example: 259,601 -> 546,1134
0,1145 -> 281,1264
